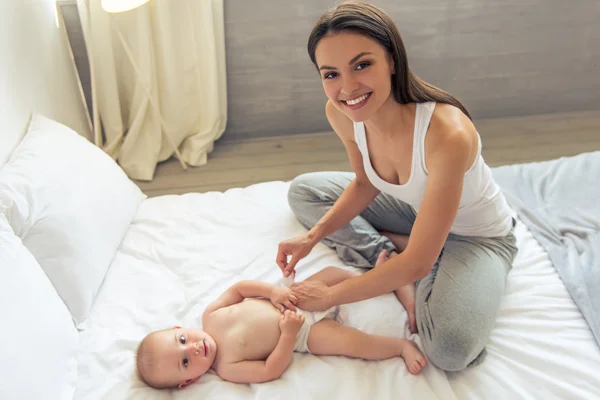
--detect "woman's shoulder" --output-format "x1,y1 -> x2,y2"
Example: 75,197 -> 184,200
428,103 -> 478,147
325,100 -> 355,141
430,103 -> 474,133
425,103 -> 479,168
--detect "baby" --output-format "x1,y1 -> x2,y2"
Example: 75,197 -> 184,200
136,266 -> 426,389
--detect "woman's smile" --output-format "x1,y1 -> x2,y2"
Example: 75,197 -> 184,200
341,92 -> 372,110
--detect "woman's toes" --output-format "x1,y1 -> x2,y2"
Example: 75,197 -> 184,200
375,250 -> 388,267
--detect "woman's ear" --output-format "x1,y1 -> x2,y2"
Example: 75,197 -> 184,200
178,376 -> 200,389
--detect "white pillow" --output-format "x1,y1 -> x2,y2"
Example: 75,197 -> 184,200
0,213 -> 79,400
0,114 -> 145,327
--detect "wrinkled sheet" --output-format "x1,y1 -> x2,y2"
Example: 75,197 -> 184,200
493,151 -> 600,346
74,180 -> 600,399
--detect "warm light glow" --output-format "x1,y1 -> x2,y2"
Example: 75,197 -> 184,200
54,4 -> 60,28
101,0 -> 151,13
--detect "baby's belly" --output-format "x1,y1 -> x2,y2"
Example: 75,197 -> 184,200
217,299 -> 283,361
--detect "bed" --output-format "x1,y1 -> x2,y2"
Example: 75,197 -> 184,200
3,2 -> 599,398
1,113 -> 599,400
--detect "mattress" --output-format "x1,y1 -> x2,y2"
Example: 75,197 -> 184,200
74,181 -> 600,400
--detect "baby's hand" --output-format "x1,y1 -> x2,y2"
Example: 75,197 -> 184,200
270,287 -> 297,312
279,310 -> 305,336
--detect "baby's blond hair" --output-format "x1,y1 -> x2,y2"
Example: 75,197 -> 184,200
136,329 -> 176,389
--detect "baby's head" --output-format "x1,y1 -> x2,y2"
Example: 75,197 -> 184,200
136,326 -> 217,389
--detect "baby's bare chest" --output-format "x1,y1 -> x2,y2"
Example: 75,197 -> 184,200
207,299 -> 283,362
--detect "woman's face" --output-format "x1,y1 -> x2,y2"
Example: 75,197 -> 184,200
314,31 -> 395,122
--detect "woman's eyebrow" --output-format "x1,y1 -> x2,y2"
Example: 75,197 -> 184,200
319,52 -> 374,70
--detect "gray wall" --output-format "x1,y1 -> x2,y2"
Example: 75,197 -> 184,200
61,0 -> 600,140
224,0 -> 600,138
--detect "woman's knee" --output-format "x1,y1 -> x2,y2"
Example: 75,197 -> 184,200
287,173 -> 321,215
288,173 -> 317,201
287,172 -> 348,210
421,326 -> 486,372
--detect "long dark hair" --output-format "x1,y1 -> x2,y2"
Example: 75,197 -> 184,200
307,1 -> 471,119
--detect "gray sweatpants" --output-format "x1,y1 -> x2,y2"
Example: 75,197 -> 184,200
288,171 -> 518,372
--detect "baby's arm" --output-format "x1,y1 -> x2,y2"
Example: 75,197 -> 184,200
203,280 -> 274,315
203,280 -> 296,322
217,311 -> 304,383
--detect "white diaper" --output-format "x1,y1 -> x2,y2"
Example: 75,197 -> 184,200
293,306 -> 342,353
279,272 -> 343,353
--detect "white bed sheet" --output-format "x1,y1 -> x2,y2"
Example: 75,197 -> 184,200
74,182 -> 600,400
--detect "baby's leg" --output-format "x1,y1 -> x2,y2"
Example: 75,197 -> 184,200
307,319 -> 426,375
375,241 -> 417,334
304,266 -> 360,287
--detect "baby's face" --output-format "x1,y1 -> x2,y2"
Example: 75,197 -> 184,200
147,327 -> 217,387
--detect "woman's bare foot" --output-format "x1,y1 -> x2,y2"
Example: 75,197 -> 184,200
375,250 -> 418,333
399,339 -> 427,375
379,231 -> 409,253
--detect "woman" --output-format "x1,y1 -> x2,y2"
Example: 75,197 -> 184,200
275,2 -> 518,372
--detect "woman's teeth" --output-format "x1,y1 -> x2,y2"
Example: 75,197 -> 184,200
345,93 -> 369,105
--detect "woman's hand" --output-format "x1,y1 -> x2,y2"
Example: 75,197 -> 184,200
290,280 -> 333,311
270,287 -> 297,312
276,234 -> 315,277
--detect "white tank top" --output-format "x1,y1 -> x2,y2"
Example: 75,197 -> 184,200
353,102 -> 513,237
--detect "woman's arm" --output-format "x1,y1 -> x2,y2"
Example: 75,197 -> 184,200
293,115 -> 477,310
279,101 -> 380,275
329,126 -> 473,305
308,100 -> 381,244
306,177 -> 378,246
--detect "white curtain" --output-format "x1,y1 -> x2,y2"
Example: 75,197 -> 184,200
77,0 -> 227,180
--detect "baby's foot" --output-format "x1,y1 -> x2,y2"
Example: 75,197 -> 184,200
400,340 -> 427,375
376,250 -> 417,333
375,249 -> 389,267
